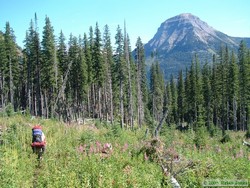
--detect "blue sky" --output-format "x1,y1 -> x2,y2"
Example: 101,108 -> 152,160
0,0 -> 249,48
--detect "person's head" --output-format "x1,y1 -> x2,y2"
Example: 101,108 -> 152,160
32,125 -> 42,130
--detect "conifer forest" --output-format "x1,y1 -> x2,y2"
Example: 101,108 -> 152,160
0,14 -> 250,133
1,12 -> 250,187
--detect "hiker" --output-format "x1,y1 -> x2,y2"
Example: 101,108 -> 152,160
31,125 -> 46,156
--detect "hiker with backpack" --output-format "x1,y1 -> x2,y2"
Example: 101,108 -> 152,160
31,125 -> 46,159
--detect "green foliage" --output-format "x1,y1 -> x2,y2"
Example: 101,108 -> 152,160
208,124 -> 221,137
1,15 -> 250,136
5,103 -> 14,116
0,116 -> 249,187
220,133 -> 231,143
194,125 -> 207,149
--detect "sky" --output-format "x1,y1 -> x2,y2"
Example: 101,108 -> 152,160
0,0 -> 250,48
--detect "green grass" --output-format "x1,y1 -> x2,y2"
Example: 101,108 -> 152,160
0,115 -> 249,187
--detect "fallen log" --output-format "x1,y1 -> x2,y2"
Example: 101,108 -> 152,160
161,165 -> 181,188
243,140 -> 250,147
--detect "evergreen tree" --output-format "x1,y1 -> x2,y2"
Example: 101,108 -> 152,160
4,22 -> 20,109
211,54 -> 221,127
55,30 -> 70,121
92,23 -> 104,119
177,70 -> 185,123
194,54 -> 203,118
202,62 -> 212,129
188,59 -> 196,124
57,30 -> 68,82
41,16 -> 56,117
114,25 -> 126,128
184,67 -> 191,123
149,62 -> 165,122
135,37 -> 147,128
103,24 -> 114,123
170,74 -> 177,123
218,46 -> 230,131
68,35 -> 87,120
0,31 -> 8,108
93,23 -> 104,87
228,51 -> 239,130
238,41 -> 250,131
124,22 -> 134,128
194,105 -> 206,149
165,82 -> 172,125
83,32 -> 92,117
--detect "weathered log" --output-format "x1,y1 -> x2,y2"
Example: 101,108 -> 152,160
161,165 -> 181,188
243,140 -> 250,147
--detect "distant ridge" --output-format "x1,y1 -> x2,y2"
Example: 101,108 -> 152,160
143,13 -> 250,79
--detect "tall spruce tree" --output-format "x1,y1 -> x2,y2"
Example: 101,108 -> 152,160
41,16 -> 56,117
4,22 -> 20,109
177,70 -> 185,123
114,25 -> 126,128
93,23 -> 104,119
170,74 -> 177,123
57,30 -> 68,83
67,35 -> 87,120
202,62 -> 212,129
83,32 -> 92,117
0,31 -> 8,108
103,25 -> 114,123
124,22 -> 134,128
228,51 -> 239,130
135,37 -> 147,128
55,30 -> 70,120
238,41 -> 250,131
211,54 -> 221,127
149,62 -> 165,122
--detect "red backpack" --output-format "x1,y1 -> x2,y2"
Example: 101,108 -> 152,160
31,125 -> 45,147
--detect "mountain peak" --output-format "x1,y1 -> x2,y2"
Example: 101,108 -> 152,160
143,13 -> 250,79
175,13 -> 197,19
148,13 -> 218,52
165,13 -> 201,23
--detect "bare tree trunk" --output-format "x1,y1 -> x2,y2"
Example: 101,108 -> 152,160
34,94 -> 37,116
226,101 -> 229,130
104,84 -> 108,121
9,57 -> 14,105
92,84 -> 96,118
120,78 -> 124,128
36,73 -> 41,116
54,49 -> 58,89
207,101 -> 211,129
108,69 -> 113,124
87,89 -> 91,117
233,97 -> 237,131
98,87 -> 102,120
137,63 -> 143,128
31,83 -> 34,115
0,74 -> 5,108
155,109 -> 169,137
44,91 -> 48,118
243,108 -> 246,131
53,61 -> 72,116
41,92 -> 44,117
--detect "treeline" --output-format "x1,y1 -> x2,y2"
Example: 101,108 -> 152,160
149,45 -> 250,132
0,14 -> 147,129
0,14 -> 249,132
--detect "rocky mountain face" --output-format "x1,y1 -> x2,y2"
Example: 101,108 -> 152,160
143,13 -> 250,79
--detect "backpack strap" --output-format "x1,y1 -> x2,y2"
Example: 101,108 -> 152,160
33,129 -> 42,135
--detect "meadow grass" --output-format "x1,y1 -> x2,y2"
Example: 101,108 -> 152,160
0,115 -> 249,187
